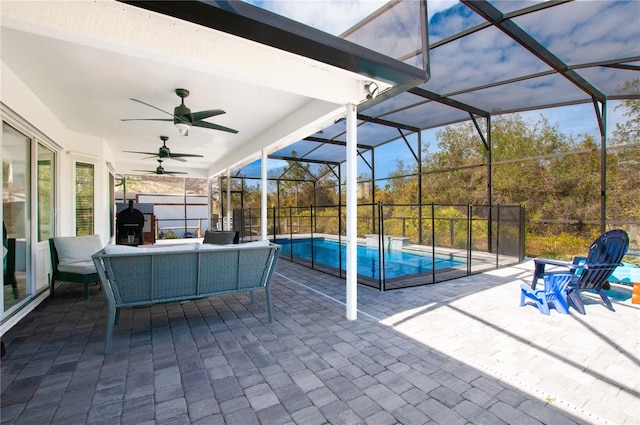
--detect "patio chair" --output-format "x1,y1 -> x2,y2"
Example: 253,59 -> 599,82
520,272 -> 573,315
3,238 -> 18,300
3,222 -> 18,300
50,235 -> 102,300
531,229 -> 629,314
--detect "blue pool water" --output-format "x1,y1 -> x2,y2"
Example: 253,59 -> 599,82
276,238 -> 464,279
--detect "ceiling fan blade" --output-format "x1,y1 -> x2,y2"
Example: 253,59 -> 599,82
130,98 -> 175,117
169,152 -> 204,158
121,118 -> 173,122
191,109 -> 225,121
132,169 -> 187,175
192,120 -> 238,134
123,150 -> 158,155
167,156 -> 187,162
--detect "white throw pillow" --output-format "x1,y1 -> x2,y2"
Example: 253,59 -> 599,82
54,235 -> 103,265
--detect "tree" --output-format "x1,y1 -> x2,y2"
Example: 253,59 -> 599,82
607,87 -> 640,223
610,79 -> 640,146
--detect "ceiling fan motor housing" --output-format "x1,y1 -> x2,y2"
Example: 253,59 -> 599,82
173,104 -> 192,125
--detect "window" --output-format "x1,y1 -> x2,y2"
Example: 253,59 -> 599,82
37,143 -> 55,241
75,162 -> 94,235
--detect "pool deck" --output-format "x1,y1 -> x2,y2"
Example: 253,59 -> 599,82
1,259 -> 638,424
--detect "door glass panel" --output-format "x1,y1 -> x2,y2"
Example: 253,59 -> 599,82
3,122 -> 30,312
37,143 -> 55,241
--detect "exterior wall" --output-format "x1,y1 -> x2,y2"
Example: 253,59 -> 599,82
1,62 -> 114,333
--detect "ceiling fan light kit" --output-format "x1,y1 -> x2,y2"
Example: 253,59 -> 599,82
175,122 -> 190,136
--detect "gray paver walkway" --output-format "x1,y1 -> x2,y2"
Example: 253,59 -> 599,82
1,259 -> 638,424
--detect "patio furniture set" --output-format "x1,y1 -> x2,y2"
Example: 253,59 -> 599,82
49,229 -> 631,353
49,233 -> 280,353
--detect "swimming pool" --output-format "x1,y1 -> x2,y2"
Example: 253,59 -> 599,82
276,238 -> 464,280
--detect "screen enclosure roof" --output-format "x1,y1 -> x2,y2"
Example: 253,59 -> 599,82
233,0 -> 639,180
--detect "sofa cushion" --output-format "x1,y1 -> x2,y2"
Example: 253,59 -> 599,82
103,243 -> 198,255
103,244 -> 141,255
144,244 -> 198,253
58,261 -> 97,274
55,235 -> 103,265
235,240 -> 271,248
197,243 -> 228,251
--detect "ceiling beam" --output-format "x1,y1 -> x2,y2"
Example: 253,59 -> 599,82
408,87 -> 490,118
356,114 -> 421,133
268,155 -> 341,166
304,136 -> 372,150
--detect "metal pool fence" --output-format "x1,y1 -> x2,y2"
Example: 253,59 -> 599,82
237,203 -> 525,290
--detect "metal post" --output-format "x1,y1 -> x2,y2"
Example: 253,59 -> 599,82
272,206 -> 276,243
594,100 -> 607,233
207,176 -> 212,231
431,203 -> 436,284
338,167 -> 343,279
467,204 -> 472,275
289,206 -> 293,261
346,103 -> 358,320
379,202 -> 386,292
487,115 -> 493,253
310,205 -> 314,269
261,149 -> 268,240
183,177 -> 187,238
418,130 -> 423,245
496,205 -> 501,268
226,168 -> 231,231
371,149 -> 376,234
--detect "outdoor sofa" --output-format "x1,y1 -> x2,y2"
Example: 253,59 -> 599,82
92,240 -> 280,353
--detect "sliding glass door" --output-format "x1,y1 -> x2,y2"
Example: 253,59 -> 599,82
2,122 -> 31,313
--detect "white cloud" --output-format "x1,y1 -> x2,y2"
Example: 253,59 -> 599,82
243,0 -> 387,35
426,0 -> 458,18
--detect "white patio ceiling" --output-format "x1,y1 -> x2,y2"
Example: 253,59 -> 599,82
1,0 -> 409,178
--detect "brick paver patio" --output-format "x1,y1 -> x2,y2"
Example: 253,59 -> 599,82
1,259 -> 638,424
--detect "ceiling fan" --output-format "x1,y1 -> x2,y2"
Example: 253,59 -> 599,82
124,136 -> 203,162
133,159 -> 187,175
122,88 -> 238,136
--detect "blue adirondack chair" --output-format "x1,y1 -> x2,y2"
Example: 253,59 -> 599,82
520,273 -> 573,315
531,229 -> 630,314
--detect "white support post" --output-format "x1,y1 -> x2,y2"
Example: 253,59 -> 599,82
261,149 -> 268,240
226,168 -> 231,231
345,103 -> 358,320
